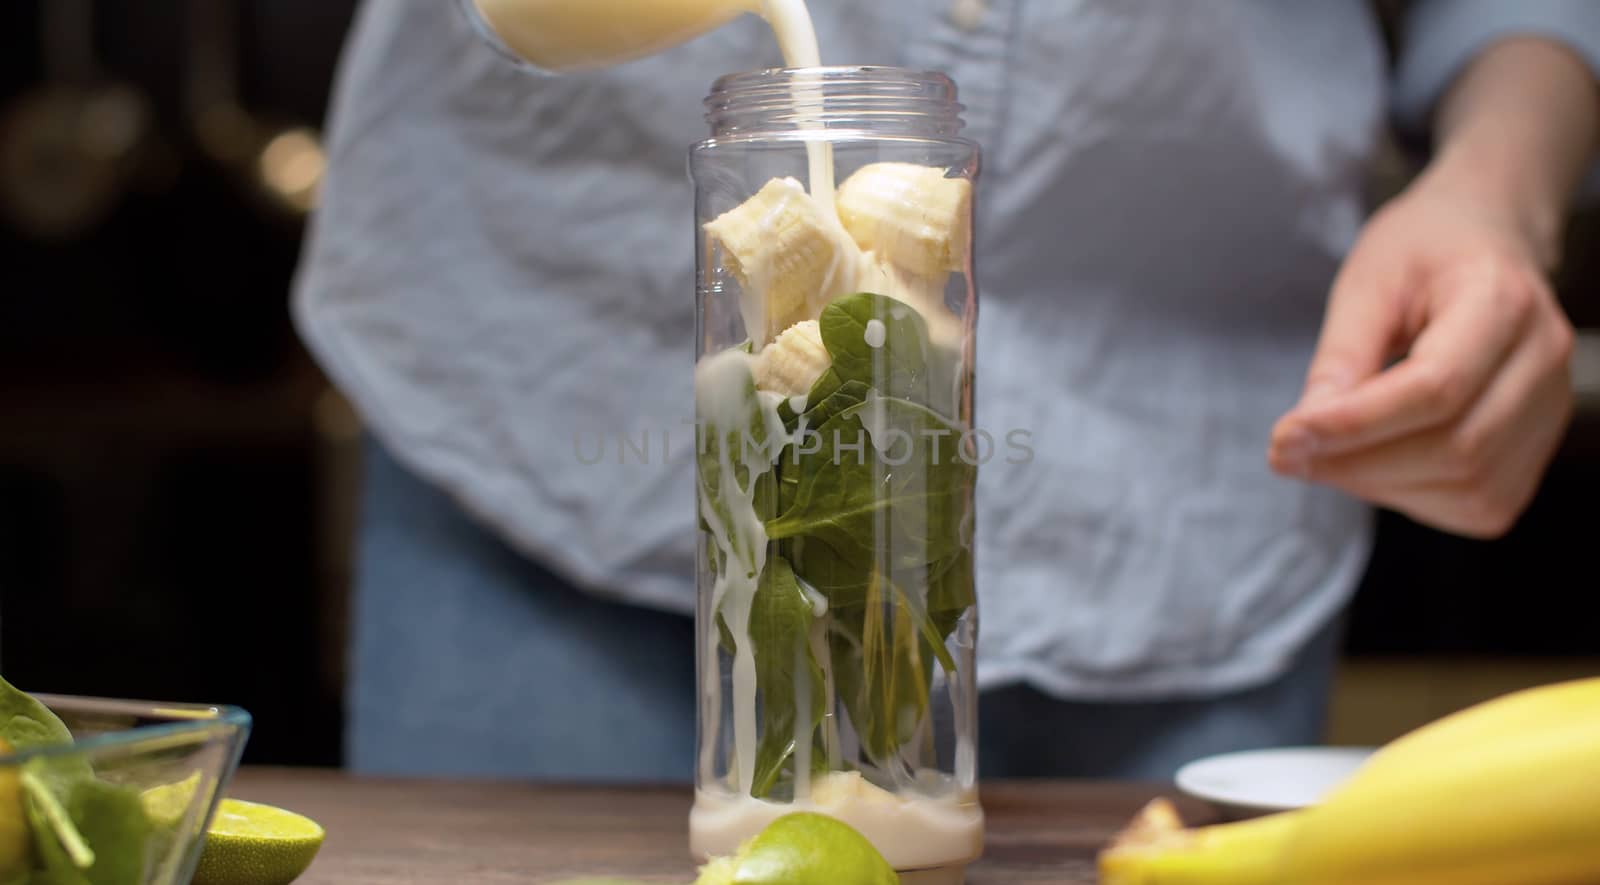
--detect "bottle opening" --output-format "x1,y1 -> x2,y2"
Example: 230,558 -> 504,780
705,66 -> 967,138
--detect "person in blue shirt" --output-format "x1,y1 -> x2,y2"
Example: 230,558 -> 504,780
294,1 -> 1600,779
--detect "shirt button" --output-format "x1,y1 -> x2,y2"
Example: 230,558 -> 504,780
950,0 -> 988,32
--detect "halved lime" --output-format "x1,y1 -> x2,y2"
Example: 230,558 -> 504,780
140,773 -> 204,830
191,798 -> 324,885
695,812 -> 898,885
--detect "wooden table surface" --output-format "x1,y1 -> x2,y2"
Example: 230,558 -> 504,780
231,769 -> 1214,884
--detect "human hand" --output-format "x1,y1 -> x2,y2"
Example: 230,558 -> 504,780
1268,170 -> 1576,539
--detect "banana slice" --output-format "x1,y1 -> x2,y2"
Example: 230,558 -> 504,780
857,250 -> 963,351
753,320 -> 830,397
705,177 -> 860,346
837,163 -> 971,279
808,771 -> 901,809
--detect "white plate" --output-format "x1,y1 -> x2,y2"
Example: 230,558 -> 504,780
1175,746 -> 1376,819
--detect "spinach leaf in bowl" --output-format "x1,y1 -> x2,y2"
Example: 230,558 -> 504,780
23,760 -> 150,885
0,678 -> 73,751
0,677 -> 152,885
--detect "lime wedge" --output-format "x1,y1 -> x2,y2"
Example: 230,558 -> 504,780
191,798 -> 324,885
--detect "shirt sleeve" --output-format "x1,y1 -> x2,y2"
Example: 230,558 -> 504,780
1393,0 -> 1600,138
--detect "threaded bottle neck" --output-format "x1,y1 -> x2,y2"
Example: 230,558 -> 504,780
704,66 -> 967,139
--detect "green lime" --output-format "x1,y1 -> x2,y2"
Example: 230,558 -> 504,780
191,798 -> 324,885
141,773 -> 204,830
695,812 -> 899,885
695,857 -> 740,885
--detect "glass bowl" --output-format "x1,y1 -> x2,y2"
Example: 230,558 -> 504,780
3,694 -> 251,885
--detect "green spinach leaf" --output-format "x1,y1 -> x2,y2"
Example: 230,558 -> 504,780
778,368 -> 838,431
788,518 -> 969,633
777,380 -> 868,524
819,293 -> 932,404
828,573 -> 938,768
833,554 -> 978,765
748,557 -> 826,799
22,759 -> 149,885
790,538 -> 872,612
0,677 -> 72,751
767,352 -> 974,770
926,548 -> 976,641
708,295 -> 977,788
767,396 -> 972,572
22,756 -> 95,885
63,779 -> 148,885
794,379 -> 870,436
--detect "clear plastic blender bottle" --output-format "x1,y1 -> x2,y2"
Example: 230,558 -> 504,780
689,66 -> 983,884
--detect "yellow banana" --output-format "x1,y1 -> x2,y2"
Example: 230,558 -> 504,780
1101,800 -> 1301,885
1100,677 -> 1600,885
1354,677 -> 1600,782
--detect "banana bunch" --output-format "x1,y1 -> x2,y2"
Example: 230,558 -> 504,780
704,162 -> 971,370
754,320 -> 830,398
1099,677 -> 1600,885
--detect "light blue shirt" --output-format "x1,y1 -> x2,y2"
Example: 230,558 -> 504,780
295,0 -> 1600,699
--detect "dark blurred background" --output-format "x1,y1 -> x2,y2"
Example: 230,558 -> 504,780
0,0 -> 359,766
0,1 -> 1596,768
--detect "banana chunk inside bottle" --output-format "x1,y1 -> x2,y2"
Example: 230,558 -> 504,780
704,161 -> 972,389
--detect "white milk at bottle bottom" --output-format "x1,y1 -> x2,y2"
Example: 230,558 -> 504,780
690,773 -> 984,881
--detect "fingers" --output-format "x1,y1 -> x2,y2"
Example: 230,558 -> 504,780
1305,319 -> 1561,492
1268,249 -> 1405,476
1292,260 -> 1530,456
1335,393 -> 1566,539
1296,246 -> 1409,406
1300,305 -> 1575,538
1272,176 -> 1579,539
